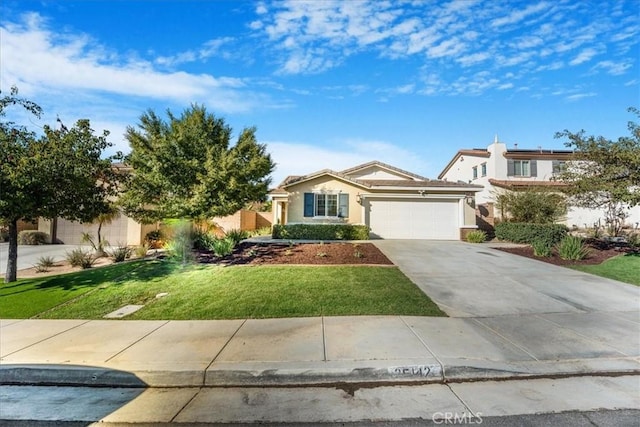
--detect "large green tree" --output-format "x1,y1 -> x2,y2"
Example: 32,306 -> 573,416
556,108 -> 640,234
0,87 -> 121,282
120,105 -> 275,223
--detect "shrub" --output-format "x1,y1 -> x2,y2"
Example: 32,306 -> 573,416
495,222 -> 568,246
225,229 -> 249,245
164,221 -> 194,264
556,235 -> 590,261
65,248 -> 96,269
494,189 -> 567,224
193,229 -> 217,251
144,230 -> 165,249
249,226 -> 272,237
466,230 -> 487,243
627,233 -> 640,250
17,231 -> 50,245
212,237 -> 235,257
531,239 -> 552,257
34,256 -> 56,273
134,243 -> 150,258
109,245 -> 133,263
0,227 -> 8,242
272,224 -> 370,240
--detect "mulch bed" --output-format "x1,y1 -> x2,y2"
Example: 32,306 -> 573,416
196,242 -> 394,266
495,239 -> 639,266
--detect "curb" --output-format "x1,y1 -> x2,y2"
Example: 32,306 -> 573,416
2,359 -> 639,388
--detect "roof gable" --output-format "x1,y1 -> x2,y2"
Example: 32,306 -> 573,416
340,161 -> 428,181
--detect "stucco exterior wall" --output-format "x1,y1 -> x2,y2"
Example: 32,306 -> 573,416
285,177 -> 364,224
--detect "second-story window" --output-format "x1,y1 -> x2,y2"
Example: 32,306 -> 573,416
552,161 -> 567,174
507,159 -> 537,177
472,166 -> 478,179
481,163 -> 487,177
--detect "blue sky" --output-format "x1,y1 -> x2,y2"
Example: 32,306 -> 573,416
1,0 -> 638,186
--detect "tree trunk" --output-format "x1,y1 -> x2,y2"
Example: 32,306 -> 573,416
4,219 -> 18,283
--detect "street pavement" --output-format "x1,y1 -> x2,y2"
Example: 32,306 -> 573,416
0,243 -> 89,274
0,240 -> 639,424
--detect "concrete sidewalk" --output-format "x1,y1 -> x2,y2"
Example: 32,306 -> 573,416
1,314 -> 639,388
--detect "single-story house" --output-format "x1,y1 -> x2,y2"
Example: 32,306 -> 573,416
269,161 -> 482,240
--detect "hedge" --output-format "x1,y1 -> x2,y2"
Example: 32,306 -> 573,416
17,230 -> 50,245
272,223 -> 370,240
494,222 -> 568,246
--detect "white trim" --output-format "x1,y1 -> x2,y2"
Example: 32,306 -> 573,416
368,186 -> 482,192
359,193 -> 466,200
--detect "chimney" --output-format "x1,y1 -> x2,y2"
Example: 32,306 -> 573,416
514,143 -> 518,149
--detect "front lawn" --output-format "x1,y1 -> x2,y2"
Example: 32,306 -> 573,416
571,254 -> 640,286
0,260 -> 445,319
0,261 -> 146,318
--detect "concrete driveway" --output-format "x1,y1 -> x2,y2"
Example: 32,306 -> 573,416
373,240 -> 640,318
0,243 -> 88,275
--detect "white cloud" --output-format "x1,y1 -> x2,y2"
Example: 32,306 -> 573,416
0,14 -> 264,114
569,48 -> 598,66
490,2 -> 549,28
565,92 -> 596,101
593,60 -> 632,76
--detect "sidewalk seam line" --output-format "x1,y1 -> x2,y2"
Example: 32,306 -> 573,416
445,383 -> 478,416
203,318 -> 249,385
0,319 -> 92,358
104,320 -> 170,363
533,314 -> 629,357
322,316 -> 327,362
471,318 -> 540,361
170,387 -> 203,423
400,316 -> 445,382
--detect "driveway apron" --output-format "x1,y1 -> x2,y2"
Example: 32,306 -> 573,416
373,240 -> 640,318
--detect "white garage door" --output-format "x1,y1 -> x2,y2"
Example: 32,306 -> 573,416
367,198 -> 459,240
55,216 -> 130,245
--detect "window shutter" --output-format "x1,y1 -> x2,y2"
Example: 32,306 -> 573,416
507,159 -> 515,176
530,160 -> 537,177
303,193 -> 314,217
339,193 -> 349,218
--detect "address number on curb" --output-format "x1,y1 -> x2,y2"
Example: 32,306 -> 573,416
388,364 -> 441,377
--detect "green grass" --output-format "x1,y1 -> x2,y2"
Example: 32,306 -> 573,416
1,261 -> 445,319
571,254 -> 640,286
0,261 -> 147,318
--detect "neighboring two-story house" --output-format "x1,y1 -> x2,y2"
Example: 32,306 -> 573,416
438,137 -> 640,230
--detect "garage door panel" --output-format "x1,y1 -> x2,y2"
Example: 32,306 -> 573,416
368,199 -> 458,240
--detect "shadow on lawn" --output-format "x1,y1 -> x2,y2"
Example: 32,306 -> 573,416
0,259 -> 181,296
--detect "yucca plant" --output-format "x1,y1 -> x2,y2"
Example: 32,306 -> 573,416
212,237 -> 235,257
225,229 -> 248,245
531,239 -> 552,257
34,256 -> 56,272
66,248 -> 94,267
466,230 -> 487,243
556,235 -> 590,261
109,245 -> 133,263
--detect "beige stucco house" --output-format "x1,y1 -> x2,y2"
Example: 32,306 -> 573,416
270,161 -> 482,240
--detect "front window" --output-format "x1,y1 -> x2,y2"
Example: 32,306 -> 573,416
472,166 -> 478,179
481,163 -> 487,177
315,193 -> 338,216
514,160 -> 530,177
